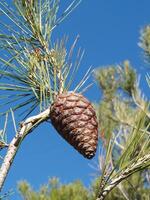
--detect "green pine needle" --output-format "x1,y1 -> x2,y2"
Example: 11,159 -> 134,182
0,0 -> 90,118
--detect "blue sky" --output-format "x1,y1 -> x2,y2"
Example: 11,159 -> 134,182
1,0 -> 150,199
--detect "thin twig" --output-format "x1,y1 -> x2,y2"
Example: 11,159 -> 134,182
0,107 -> 50,190
96,154 -> 150,200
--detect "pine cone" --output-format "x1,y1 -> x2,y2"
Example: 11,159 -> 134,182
50,92 -> 98,159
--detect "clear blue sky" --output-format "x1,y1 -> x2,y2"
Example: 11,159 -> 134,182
1,0 -> 150,199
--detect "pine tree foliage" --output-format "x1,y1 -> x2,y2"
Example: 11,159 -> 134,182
140,24 -> 150,97
0,1 -> 150,199
95,61 -> 150,199
18,176 -> 150,200
18,178 -> 93,200
0,0 -> 85,117
18,61 -> 150,199
0,0 -> 97,196
139,25 -> 150,61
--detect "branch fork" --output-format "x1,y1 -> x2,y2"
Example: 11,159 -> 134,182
0,107 -> 51,191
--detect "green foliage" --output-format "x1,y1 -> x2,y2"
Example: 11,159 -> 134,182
94,61 -> 137,141
0,0 -> 86,117
18,178 -> 93,200
18,176 -> 150,200
0,1 -> 149,199
95,61 -> 150,198
105,173 -> 150,200
17,60 -> 150,200
139,25 -> 150,61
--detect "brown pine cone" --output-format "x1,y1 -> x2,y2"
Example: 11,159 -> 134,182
50,92 -> 98,159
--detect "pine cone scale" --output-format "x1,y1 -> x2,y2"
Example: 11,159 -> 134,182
50,92 -> 98,159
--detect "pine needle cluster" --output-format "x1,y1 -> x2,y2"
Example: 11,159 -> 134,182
95,61 -> 150,199
0,0 -> 88,118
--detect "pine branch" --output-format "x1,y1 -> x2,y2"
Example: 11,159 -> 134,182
139,25 -> 150,62
95,62 -> 150,199
96,154 -> 150,200
0,107 -> 50,190
0,0 -> 85,117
